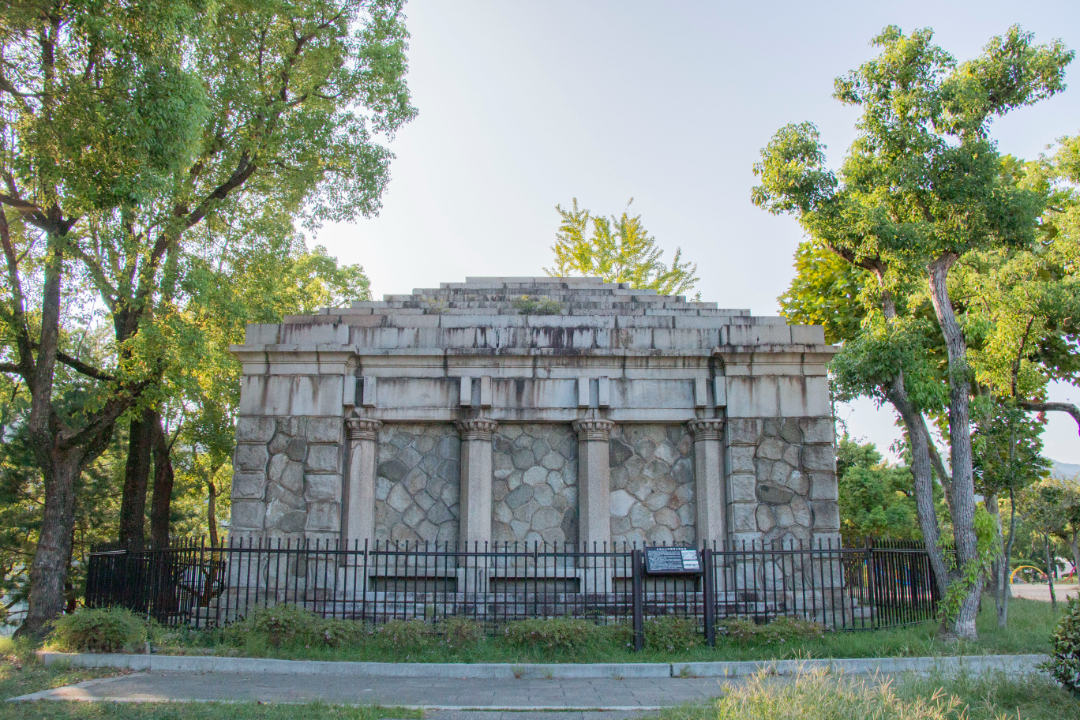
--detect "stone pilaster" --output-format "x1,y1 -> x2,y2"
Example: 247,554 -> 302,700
688,418 -> 725,547
457,418 -> 498,549
572,418 -> 614,549
344,417 -> 381,549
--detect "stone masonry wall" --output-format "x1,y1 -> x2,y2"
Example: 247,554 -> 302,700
374,424 -> 460,545
608,425 -> 695,547
231,416 -> 344,544
492,425 -> 578,546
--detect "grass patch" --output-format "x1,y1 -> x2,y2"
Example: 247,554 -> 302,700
648,669 -> 1076,720
147,595 -> 1062,664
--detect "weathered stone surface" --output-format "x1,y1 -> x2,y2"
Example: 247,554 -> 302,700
231,500 -> 266,529
305,417 -> 343,443
387,484 -> 413,512
234,444 -> 269,472
802,445 -> 835,471
268,455 -> 304,493
304,474 -> 341,503
757,483 -> 794,505
811,501 -> 840,530
731,503 -> 758,532
236,417 -> 276,443
791,495 -> 812,527
305,502 -> 340,532
756,504 -> 776,532
782,469 -> 809,496
729,474 -> 757,503
374,424 -> 459,545
233,472 -> 266,499
377,459 -> 408,482
809,472 -> 838,501
727,419 -> 761,445
305,445 -> 339,473
285,438 -> 309,462
608,424 -> 693,546
800,418 -> 835,444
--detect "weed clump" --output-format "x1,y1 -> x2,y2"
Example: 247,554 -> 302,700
502,618 -> 598,654
47,607 -> 147,653
719,616 -> 826,646
644,615 -> 701,653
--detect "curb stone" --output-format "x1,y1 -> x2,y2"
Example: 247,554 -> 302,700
37,651 -> 1048,680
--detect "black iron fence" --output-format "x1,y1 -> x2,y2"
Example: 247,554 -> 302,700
85,537 -> 939,647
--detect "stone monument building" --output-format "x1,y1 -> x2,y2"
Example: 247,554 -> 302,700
229,277 -> 840,561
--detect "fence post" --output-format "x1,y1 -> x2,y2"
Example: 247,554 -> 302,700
632,548 -> 644,653
702,546 -> 715,647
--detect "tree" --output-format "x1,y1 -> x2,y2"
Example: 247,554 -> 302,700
753,25 -> 1073,639
545,199 -> 699,296
0,0 -> 415,635
836,436 -> 922,544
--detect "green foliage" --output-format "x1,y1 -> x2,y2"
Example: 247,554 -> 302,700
228,604 -> 320,649
1041,596 -> 1080,698
510,296 -> 562,315
501,618 -> 601,654
938,507 -> 1003,625
545,198 -> 699,296
836,436 -> 923,543
779,243 -> 868,345
718,617 -> 826,647
644,616 -> 700,653
374,620 -> 434,655
46,607 -> 147,653
437,616 -> 484,650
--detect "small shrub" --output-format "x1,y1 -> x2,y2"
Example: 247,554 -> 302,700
511,295 -> 562,315
375,619 -> 433,655
502,618 -> 596,654
318,618 -> 369,649
226,604 -> 319,648
1041,595 -> 1080,699
645,615 -> 701,653
438,616 -> 484,650
718,616 -> 826,646
47,607 -> 146,653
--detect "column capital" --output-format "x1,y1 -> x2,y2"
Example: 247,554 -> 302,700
346,417 -> 381,441
457,418 -> 498,442
573,418 -> 614,442
688,418 -> 725,441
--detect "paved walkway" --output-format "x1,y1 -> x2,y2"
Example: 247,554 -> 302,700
14,671 -> 727,712
1009,583 -> 1079,601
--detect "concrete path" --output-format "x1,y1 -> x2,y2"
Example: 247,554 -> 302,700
1009,583 -> 1079,601
12,671 -> 726,712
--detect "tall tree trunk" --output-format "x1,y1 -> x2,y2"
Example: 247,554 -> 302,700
207,480 -> 219,547
118,407 -> 155,546
927,254 -> 982,640
150,413 -> 175,546
1045,535 -> 1057,611
18,451 -> 82,636
1070,533 -> 1080,585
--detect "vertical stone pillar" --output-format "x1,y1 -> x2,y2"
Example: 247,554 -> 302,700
344,417 -> 381,550
725,419 -> 763,548
457,419 -> 498,548
572,419 -> 615,549
688,419 -> 726,547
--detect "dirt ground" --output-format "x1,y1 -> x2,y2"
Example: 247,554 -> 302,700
1008,582 -> 1079,602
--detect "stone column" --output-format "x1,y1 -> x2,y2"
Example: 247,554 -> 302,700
572,419 -> 615,549
344,417 -> 381,550
457,419 -> 498,548
688,419 -> 726,547
726,419 -> 763,548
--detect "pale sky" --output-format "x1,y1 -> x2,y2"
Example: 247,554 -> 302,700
315,0 -> 1080,465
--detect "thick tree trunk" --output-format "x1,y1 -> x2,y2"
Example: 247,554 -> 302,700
1069,534 -> 1080,585
927,254 -> 982,640
1045,536 -> 1057,611
150,413 -> 175,546
118,407 -> 155,546
17,452 -> 81,637
986,493 -> 1013,628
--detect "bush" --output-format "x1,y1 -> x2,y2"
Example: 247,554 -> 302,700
47,607 -> 147,653
645,615 -> 700,653
719,615 -> 826,646
1041,595 -> 1080,699
502,618 -> 597,654
438,616 -> 484,650
225,604 -> 319,648
375,620 -> 434,655
319,618 -> 370,649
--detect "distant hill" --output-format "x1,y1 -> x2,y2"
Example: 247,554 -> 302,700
1051,460 -> 1080,480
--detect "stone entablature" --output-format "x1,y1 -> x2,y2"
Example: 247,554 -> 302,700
230,277 -> 841,561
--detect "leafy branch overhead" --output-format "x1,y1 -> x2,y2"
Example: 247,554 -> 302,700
545,199 -> 699,297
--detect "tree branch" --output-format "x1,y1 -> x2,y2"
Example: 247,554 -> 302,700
54,351 -> 115,381
1019,401 -> 1080,436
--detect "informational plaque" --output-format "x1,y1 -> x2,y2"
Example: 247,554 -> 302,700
644,547 -> 703,575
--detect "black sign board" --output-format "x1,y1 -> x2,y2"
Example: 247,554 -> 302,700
644,547 -> 702,575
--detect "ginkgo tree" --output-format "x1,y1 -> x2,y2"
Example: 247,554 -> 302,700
753,25 -> 1073,639
545,199 -> 699,296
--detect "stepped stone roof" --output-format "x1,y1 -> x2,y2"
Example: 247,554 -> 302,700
242,277 -> 834,357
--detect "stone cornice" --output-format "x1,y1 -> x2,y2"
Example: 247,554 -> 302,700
688,418 -> 725,441
572,418 -> 615,441
457,418 -> 498,442
346,417 -> 382,441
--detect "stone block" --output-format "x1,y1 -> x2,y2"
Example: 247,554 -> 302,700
775,504 -> 795,528
811,501 -> 840,530
727,419 -> 761,445
236,417 -> 276,443
302,417 -> 341,443
756,483 -> 794,505
802,445 -> 835,472
781,469 -> 809,496
231,500 -> 266,530
756,504 -> 776,532
728,446 -> 756,473
233,472 -> 266,500
809,473 -> 838,501
790,325 -> 825,345
799,418 -> 835,444
234,444 -> 269,472
305,444 -> 340,473
268,455 -> 304,494
756,437 -> 785,461
791,496 -> 812,527
377,459 -> 408,482
305,502 -> 340,532
304,474 -> 341,503
731,504 -> 758,532
729,473 -> 756,503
